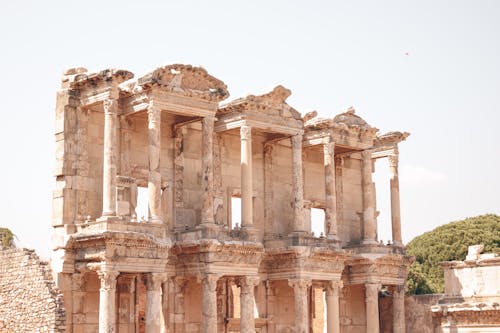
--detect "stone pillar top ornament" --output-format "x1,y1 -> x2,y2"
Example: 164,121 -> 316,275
325,280 -> 343,296
97,270 -> 119,290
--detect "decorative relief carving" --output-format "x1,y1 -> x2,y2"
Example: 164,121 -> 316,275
240,125 -> 252,140
288,278 -> 312,292
97,270 -> 119,291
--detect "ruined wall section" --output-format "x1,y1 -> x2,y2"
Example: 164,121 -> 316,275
379,294 -> 442,333
0,248 -> 65,332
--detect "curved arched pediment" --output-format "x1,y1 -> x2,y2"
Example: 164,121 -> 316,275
137,64 -> 229,102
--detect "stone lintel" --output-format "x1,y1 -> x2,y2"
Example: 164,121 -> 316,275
214,116 -> 302,135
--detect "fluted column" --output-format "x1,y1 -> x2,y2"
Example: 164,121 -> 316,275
389,154 -> 403,246
393,285 -> 405,333
325,281 -> 342,333
292,134 -> 305,233
240,126 -> 254,230
201,116 -> 215,225
102,99 -> 118,217
148,103 -> 162,223
201,274 -> 219,333
361,150 -> 377,244
365,283 -> 381,333
324,140 -> 338,239
97,270 -> 119,333
146,273 -> 166,333
288,278 -> 311,333
238,276 -> 260,333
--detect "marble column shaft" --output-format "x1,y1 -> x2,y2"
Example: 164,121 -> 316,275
201,274 -> 219,333
324,140 -> 338,239
146,273 -> 165,333
239,276 -> 260,333
292,134 -> 305,233
148,104 -> 162,223
389,154 -> 403,246
365,283 -> 381,333
393,285 -> 405,333
240,126 -> 253,229
97,270 -> 119,333
201,116 -> 215,224
325,281 -> 342,333
288,278 -> 311,333
102,99 -> 118,216
361,151 -> 377,243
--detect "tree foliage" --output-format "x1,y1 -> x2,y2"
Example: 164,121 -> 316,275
406,214 -> 500,295
0,227 -> 16,248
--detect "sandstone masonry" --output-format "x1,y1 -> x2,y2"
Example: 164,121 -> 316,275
0,247 -> 65,333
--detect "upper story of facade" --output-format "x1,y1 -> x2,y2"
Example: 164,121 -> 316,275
52,64 -> 409,251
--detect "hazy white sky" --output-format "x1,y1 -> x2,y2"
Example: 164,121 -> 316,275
1,0 -> 499,258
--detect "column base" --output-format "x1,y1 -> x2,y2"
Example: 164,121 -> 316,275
97,215 -> 121,222
391,240 -> 404,247
361,239 -> 379,245
149,215 -> 163,224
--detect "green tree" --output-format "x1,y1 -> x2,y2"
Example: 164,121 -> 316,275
0,227 -> 16,248
406,214 -> 500,294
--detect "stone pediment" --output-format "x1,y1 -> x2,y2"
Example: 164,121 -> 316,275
136,64 -> 229,102
219,85 -> 302,121
305,107 -> 375,131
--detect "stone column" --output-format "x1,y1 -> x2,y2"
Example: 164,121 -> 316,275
97,270 -> 119,333
148,103 -> 162,223
288,278 -> 311,333
101,99 -> 118,217
238,276 -> 260,333
201,274 -> 219,333
240,126 -> 254,230
161,281 -> 169,333
393,285 -> 405,333
388,154 -> 403,246
146,273 -> 165,333
324,140 -> 338,239
325,281 -> 342,333
201,116 -> 215,225
365,283 -> 381,333
361,151 -> 377,244
173,277 -> 188,333
291,134 -> 305,233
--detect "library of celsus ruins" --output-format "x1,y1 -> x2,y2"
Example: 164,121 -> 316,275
50,64 -> 412,333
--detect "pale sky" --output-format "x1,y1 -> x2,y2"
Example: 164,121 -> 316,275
1,0 -> 499,258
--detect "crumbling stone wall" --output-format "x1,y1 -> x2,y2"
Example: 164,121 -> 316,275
379,294 -> 442,333
0,247 -> 65,332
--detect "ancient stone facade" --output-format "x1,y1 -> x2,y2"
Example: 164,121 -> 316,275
0,248 -> 66,332
431,245 -> 500,332
50,64 -> 412,333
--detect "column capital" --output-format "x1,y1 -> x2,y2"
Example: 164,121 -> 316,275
325,280 -> 343,296
237,276 -> 260,293
361,149 -> 373,161
240,125 -> 252,140
393,284 -> 405,295
97,270 -> 119,291
200,274 -> 219,291
288,278 -> 312,292
365,283 -> 381,302
145,273 -> 167,291
103,98 -> 118,114
388,153 -> 399,168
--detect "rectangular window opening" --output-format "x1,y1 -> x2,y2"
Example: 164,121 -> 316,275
231,196 -> 241,230
311,207 -> 326,237
136,187 -> 149,222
